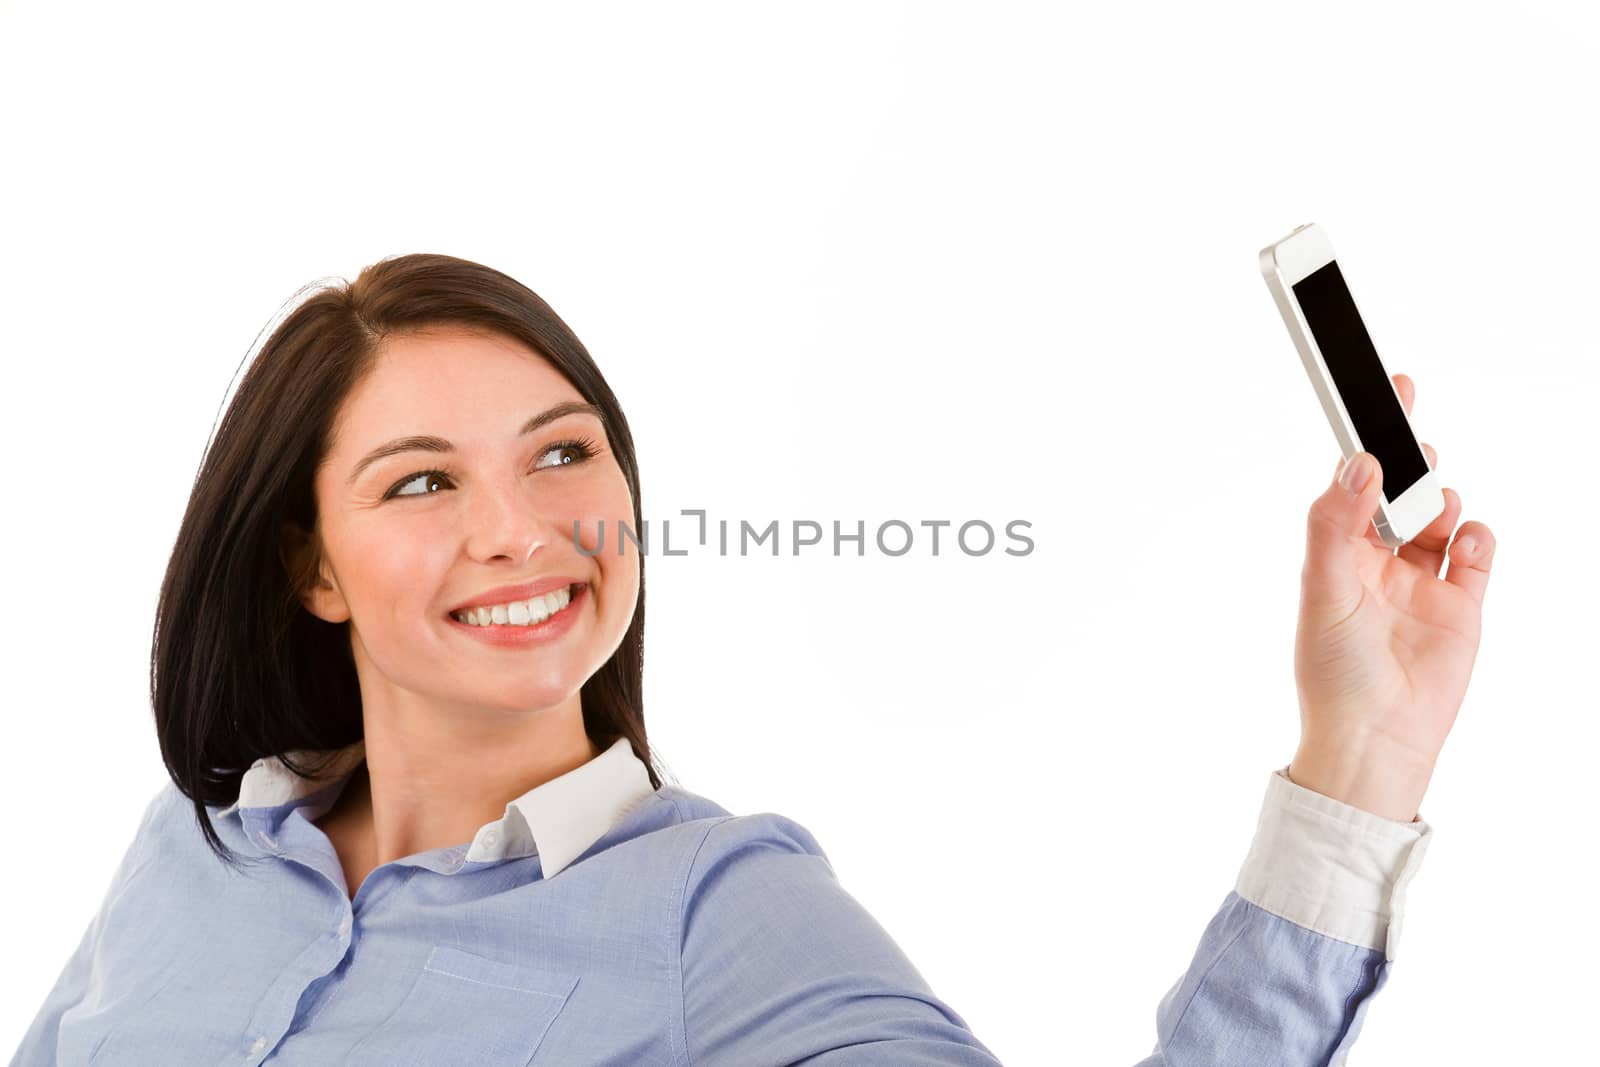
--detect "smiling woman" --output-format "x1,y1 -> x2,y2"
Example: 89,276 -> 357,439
11,252 -> 1493,1067
11,253 -> 1009,1065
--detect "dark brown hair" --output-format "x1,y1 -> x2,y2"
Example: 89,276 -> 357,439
151,252 -> 663,869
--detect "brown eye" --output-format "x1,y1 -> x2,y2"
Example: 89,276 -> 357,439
386,470 -> 454,499
533,437 -> 599,470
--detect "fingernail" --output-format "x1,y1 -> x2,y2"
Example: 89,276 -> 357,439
1339,454 -> 1372,495
1457,535 -> 1477,556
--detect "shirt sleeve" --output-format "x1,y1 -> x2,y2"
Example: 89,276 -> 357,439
9,781 -> 170,1067
1133,766 -> 1434,1067
677,811 -> 1003,1066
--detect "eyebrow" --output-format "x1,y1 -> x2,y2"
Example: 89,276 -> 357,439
347,401 -> 605,487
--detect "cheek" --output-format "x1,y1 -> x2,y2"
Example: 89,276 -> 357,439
364,534 -> 457,627
335,520 -> 453,621
591,548 -> 641,650
556,469 -> 636,555
566,472 -> 639,620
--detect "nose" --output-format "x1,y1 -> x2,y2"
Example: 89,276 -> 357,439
462,475 -> 563,564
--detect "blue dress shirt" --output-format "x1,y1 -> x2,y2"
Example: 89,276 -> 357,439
10,736 -> 1430,1065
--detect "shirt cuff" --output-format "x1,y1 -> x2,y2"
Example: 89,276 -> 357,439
1234,766 -> 1433,962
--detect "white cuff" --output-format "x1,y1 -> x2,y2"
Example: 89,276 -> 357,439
1235,767 -> 1433,962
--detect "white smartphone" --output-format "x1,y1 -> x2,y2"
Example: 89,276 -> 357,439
1259,223 -> 1444,549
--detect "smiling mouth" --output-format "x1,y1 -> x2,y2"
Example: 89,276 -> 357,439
449,582 -> 587,627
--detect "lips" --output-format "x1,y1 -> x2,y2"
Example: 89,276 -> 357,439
449,576 -> 584,615
447,582 -> 589,646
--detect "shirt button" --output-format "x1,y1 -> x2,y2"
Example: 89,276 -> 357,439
249,1035 -> 266,1054
483,829 -> 499,845
338,916 -> 351,936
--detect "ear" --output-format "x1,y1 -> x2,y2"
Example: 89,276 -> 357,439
279,520 -> 351,624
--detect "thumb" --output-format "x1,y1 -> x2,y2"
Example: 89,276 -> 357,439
1304,452 -> 1383,596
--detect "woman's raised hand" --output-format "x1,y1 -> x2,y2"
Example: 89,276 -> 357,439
1287,372 -> 1496,822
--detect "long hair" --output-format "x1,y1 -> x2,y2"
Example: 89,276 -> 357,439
151,253 -> 660,869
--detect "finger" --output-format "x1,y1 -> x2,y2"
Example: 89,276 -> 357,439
1331,439 -> 1435,553
1305,451 -> 1385,609
1397,486 -> 1462,576
1331,451 -> 1408,550
1443,520 -> 1495,606
1393,372 -> 1414,417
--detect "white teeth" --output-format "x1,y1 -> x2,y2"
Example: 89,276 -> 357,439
454,585 -> 574,627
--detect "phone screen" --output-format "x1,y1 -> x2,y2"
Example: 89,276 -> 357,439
1291,260 -> 1429,503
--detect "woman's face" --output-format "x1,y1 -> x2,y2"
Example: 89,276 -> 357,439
287,324 -> 639,721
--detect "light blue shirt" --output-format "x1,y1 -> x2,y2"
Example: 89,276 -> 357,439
11,737 -> 1431,1065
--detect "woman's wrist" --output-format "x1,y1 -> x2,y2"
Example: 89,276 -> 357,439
1287,731 -> 1436,823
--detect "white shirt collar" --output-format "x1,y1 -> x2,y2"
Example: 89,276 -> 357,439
215,735 -> 657,878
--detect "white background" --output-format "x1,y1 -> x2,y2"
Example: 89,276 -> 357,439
2,2 -> 1594,1063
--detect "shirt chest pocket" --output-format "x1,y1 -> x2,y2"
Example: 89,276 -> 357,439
345,945 -> 579,1067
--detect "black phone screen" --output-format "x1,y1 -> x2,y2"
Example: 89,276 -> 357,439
1291,260 -> 1429,503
